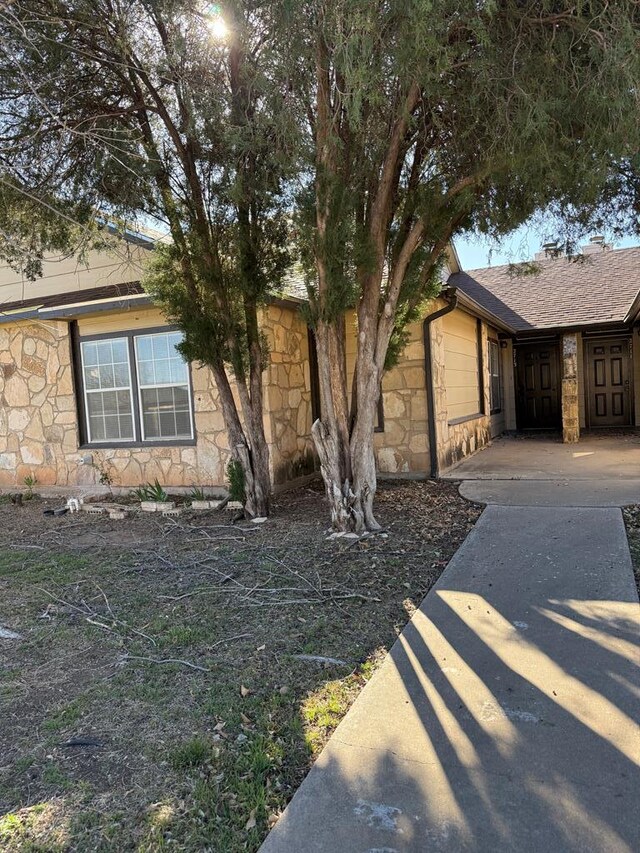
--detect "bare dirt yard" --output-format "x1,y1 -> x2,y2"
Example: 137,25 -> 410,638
622,506 -> 640,599
0,481 -> 480,852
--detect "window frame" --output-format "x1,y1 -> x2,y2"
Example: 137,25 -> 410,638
74,325 -> 197,449
80,336 -> 137,444
134,331 -> 195,443
488,337 -> 502,415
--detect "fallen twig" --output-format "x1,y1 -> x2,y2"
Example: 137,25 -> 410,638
293,654 -> 349,666
122,654 -> 211,673
210,632 -> 251,649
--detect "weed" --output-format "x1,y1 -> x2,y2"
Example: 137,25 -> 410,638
131,480 -> 168,502
91,456 -> 114,489
227,459 -> 246,503
42,763 -> 70,789
42,699 -> 85,732
23,474 -> 37,500
189,485 -> 207,502
170,736 -> 210,770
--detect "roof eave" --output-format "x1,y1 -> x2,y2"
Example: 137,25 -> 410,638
448,286 -> 517,335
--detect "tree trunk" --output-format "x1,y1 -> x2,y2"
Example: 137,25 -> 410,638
311,314 -> 384,533
212,362 -> 270,518
349,364 -> 382,532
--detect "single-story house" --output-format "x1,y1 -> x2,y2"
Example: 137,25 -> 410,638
0,235 -> 638,490
449,239 -> 640,449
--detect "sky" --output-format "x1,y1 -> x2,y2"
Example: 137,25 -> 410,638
454,226 -> 639,272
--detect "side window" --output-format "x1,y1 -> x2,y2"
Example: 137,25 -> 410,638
488,339 -> 502,414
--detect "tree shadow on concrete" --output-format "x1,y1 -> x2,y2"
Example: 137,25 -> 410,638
261,582 -> 640,852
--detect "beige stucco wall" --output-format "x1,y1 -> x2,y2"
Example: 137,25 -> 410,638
442,310 -> 481,421
431,303 -> 496,472
633,332 -> 640,427
501,339 -> 517,432
577,331 -> 586,429
0,245 -> 147,307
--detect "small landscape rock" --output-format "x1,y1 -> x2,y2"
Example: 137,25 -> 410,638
251,517 -> 268,524
0,626 -> 22,640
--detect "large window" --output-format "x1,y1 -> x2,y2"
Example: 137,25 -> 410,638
80,330 -> 194,445
488,339 -> 502,414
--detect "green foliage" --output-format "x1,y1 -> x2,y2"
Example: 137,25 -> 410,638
23,475 -> 37,500
132,481 -> 168,503
170,736 -> 210,770
227,460 -> 246,504
285,0 -> 640,363
91,456 -> 113,488
189,486 -> 207,502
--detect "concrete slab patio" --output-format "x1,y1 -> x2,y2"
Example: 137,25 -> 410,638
443,434 -> 640,507
260,505 -> 640,853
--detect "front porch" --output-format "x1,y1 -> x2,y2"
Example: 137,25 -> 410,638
442,432 -> 640,506
511,331 -> 640,443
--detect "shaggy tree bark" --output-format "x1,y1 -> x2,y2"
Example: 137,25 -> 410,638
301,0 -> 640,532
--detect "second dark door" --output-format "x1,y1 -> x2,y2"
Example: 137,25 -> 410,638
516,344 -> 561,429
586,338 -> 632,427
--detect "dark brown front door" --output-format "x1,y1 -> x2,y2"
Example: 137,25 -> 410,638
586,338 -> 632,427
516,344 -> 561,429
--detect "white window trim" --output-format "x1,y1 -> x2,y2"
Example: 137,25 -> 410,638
134,333 -> 195,443
81,337 -> 137,444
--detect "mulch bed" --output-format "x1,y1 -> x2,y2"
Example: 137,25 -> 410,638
0,480 -> 480,852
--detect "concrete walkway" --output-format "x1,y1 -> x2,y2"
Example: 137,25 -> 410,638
260,505 -> 640,852
443,434 -> 640,507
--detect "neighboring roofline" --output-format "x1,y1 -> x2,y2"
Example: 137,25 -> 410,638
0,283 -> 307,326
444,242 -> 461,274
446,285 -> 517,335
624,289 -> 640,326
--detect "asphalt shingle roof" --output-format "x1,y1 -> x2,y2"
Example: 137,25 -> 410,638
449,246 -> 640,331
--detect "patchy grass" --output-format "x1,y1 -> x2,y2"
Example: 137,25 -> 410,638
622,505 -> 640,597
0,481 -> 480,851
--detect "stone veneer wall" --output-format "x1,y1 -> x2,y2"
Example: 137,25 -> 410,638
431,303 -> 493,472
0,320 -> 78,486
261,303 -> 318,486
561,332 -> 580,443
0,305 -> 320,491
0,318 -> 230,488
375,321 -> 430,474
343,312 -> 430,475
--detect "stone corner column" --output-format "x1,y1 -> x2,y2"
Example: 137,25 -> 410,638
561,332 -> 580,443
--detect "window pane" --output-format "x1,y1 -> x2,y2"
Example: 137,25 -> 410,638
85,383 -> 134,442
83,342 -> 97,366
488,342 -> 501,411
135,332 -> 188,387
140,385 -> 191,439
154,359 -> 172,385
96,340 -> 113,365
113,361 -> 130,388
152,334 -> 169,360
111,339 -> 128,363
137,360 -> 156,386
136,336 -> 153,361
169,357 -> 188,384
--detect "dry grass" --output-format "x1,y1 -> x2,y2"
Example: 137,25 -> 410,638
622,505 -> 640,598
0,481 -> 480,852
